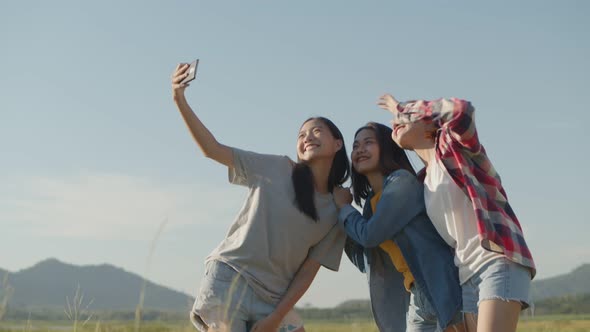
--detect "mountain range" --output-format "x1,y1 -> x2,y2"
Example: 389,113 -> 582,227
1,259 -> 588,311
530,263 -> 590,301
0,258 -> 191,311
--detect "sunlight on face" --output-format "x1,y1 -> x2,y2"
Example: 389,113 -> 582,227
391,120 -> 436,150
352,129 -> 380,176
296,119 -> 341,162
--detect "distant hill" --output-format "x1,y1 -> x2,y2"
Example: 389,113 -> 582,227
0,268 -> 8,283
533,293 -> 590,315
331,263 -> 590,306
531,264 -> 590,301
1,259 -> 193,311
1,259 -> 589,316
299,263 -> 590,320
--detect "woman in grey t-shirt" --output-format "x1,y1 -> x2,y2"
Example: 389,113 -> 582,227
171,63 -> 349,332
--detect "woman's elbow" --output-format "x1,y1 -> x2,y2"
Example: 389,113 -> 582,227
202,149 -> 216,160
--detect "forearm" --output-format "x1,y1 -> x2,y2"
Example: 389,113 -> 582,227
339,206 -> 385,247
173,93 -> 233,166
272,258 -> 320,320
339,205 -> 405,248
338,174 -> 422,247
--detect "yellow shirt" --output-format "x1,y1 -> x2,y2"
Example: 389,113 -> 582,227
371,191 -> 415,291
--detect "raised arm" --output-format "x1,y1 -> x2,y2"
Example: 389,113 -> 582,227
378,94 -> 480,154
172,63 -> 234,167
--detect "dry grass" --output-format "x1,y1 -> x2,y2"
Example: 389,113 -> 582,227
517,315 -> 590,332
2,317 -> 590,332
64,284 -> 94,332
135,218 -> 169,332
0,273 -> 13,321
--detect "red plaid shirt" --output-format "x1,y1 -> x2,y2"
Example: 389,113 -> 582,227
395,98 -> 536,277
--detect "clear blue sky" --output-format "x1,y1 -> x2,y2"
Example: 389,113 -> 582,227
1,1 -> 588,308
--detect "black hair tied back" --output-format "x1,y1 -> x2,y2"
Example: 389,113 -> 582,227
292,163 -> 318,221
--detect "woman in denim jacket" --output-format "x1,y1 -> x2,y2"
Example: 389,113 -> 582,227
334,123 -> 463,332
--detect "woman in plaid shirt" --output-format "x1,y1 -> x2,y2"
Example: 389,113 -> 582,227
378,94 -> 535,332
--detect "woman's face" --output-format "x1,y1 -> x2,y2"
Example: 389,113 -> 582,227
391,120 -> 436,150
352,129 -> 380,176
297,119 -> 342,162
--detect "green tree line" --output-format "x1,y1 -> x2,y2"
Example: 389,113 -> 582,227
2,294 -> 590,321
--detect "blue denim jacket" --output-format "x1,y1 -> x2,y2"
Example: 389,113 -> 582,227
339,169 -> 462,330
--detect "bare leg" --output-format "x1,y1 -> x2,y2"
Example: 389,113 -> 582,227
444,321 -> 467,332
476,299 -> 521,332
463,313 -> 477,332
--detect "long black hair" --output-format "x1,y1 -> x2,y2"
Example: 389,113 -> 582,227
292,117 -> 350,221
351,122 -> 415,206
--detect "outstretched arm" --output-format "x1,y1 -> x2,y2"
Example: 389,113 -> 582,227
172,63 -> 234,167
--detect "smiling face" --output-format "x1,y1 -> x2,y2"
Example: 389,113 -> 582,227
296,118 -> 343,163
351,128 -> 380,176
391,119 -> 437,150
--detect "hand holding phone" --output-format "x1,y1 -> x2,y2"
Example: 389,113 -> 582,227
180,59 -> 199,84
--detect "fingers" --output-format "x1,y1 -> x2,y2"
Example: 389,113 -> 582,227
379,94 -> 393,101
377,94 -> 394,105
171,63 -> 193,95
172,72 -> 189,84
176,63 -> 189,73
171,63 -> 191,87
378,94 -> 400,104
378,94 -> 394,104
172,63 -> 190,81
377,93 -> 400,114
377,101 -> 390,110
377,103 -> 394,112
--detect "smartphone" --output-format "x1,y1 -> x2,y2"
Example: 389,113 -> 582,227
181,59 -> 199,84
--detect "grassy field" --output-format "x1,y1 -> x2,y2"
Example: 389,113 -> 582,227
1,315 -> 590,332
305,316 -> 590,332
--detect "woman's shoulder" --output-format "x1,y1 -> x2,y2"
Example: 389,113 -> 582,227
275,155 -> 296,175
232,147 -> 294,177
387,168 -> 416,180
385,169 -> 420,188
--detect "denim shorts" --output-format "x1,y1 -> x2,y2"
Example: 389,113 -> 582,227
462,257 -> 532,314
190,260 -> 303,332
407,284 -> 463,332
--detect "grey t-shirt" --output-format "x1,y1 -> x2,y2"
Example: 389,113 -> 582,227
206,148 -> 346,304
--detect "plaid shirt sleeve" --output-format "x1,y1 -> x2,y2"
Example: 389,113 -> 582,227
396,98 -> 481,155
